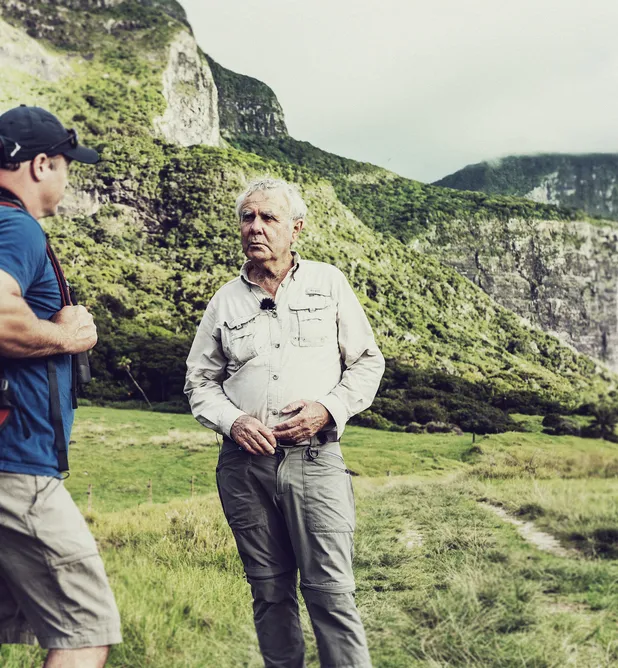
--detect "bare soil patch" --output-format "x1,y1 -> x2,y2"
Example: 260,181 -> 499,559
480,502 -> 576,558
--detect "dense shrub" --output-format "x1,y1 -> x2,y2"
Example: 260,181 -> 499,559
405,422 -> 423,434
542,416 -> 580,436
351,411 -> 394,431
412,401 -> 448,425
425,421 -> 454,434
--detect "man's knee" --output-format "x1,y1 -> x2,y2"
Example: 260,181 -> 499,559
301,586 -> 358,611
248,571 -> 297,604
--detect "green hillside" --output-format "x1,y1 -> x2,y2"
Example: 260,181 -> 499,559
3,407 -> 618,667
434,154 -> 618,222
228,136 -> 584,244
0,0 -> 615,424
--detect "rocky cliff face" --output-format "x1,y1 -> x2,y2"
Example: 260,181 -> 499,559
414,217 -> 618,371
0,0 -> 285,146
153,30 -> 220,147
434,154 -> 618,222
0,18 -> 69,81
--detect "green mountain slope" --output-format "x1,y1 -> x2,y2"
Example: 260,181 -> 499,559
0,0 -> 614,422
434,154 -> 618,222
228,137 -> 584,244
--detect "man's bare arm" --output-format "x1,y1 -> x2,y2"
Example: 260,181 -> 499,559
0,269 -> 97,358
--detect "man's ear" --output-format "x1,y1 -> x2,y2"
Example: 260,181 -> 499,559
291,218 -> 304,242
30,153 -> 51,183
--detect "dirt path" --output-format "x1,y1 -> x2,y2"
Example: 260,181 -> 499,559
480,502 -> 575,558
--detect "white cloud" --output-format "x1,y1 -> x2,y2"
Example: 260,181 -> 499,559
183,0 -> 618,182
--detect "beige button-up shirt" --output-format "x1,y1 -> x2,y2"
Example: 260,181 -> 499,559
185,253 -> 385,439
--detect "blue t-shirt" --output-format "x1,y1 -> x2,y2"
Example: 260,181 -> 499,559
0,207 -> 74,477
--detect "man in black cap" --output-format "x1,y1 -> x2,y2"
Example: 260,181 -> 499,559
0,106 -> 121,667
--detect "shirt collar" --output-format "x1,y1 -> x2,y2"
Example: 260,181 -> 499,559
241,251 -> 302,287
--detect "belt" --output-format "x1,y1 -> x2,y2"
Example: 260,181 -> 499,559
277,431 -> 339,447
223,431 -> 338,449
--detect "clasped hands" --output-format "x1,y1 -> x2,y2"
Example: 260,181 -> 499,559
230,400 -> 331,456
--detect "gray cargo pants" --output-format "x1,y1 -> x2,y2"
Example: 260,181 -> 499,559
216,437 -> 371,668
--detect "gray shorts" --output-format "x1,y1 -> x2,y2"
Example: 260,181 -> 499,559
0,472 -> 122,650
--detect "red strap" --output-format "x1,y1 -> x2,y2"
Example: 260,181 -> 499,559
0,408 -> 11,426
0,201 -> 21,209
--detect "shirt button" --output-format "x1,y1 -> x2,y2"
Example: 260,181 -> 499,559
274,343 -> 280,348
271,312 -> 277,318
272,409 -> 278,415
273,375 -> 279,380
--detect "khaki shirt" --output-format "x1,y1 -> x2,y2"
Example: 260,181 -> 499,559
184,254 -> 385,439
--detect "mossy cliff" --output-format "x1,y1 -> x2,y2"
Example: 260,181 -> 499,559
434,154 -> 618,222
0,0 -> 615,417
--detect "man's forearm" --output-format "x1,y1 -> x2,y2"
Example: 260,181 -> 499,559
185,379 -> 247,437
319,346 -> 386,438
0,294 -> 66,358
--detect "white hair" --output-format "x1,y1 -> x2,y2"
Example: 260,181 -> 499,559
235,177 -> 307,226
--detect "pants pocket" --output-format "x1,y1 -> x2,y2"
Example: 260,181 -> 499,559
302,449 -> 355,533
216,457 -> 268,531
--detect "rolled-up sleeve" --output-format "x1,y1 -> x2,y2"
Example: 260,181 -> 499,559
184,300 -> 246,437
317,269 -> 385,439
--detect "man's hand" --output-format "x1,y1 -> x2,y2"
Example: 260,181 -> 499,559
52,305 -> 97,354
231,415 -> 276,456
272,400 -> 331,443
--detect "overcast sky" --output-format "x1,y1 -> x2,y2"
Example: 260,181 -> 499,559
182,0 -> 618,183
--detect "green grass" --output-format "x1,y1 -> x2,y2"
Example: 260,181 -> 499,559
2,407 -> 618,667
64,407 -> 472,512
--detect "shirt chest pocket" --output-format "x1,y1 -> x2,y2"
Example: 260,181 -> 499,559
289,295 -> 337,347
222,312 -> 260,366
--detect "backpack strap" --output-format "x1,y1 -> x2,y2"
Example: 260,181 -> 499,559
46,359 -> 69,471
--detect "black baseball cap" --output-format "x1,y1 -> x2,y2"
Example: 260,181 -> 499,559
0,105 -> 99,164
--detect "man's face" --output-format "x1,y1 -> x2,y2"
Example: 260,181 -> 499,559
239,190 -> 302,264
40,155 -> 70,217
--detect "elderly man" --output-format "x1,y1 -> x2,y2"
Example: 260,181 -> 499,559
185,177 -> 384,667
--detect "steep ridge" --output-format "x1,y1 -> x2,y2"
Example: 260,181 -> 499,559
434,154 -> 618,222
206,55 -> 288,139
0,0 -> 614,413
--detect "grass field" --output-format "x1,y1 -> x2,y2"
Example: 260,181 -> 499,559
2,407 -> 617,667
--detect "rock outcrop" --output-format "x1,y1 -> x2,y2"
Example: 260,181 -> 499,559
0,18 -> 69,81
153,30 -> 220,147
415,217 -> 618,371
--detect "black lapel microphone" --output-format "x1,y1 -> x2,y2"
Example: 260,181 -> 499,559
260,298 -> 276,311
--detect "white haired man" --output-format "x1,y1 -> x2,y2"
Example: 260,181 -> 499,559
185,177 -> 384,667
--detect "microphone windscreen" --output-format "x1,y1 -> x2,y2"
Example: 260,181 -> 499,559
260,298 -> 276,310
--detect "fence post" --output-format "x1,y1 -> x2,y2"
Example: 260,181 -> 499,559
148,479 -> 152,503
87,484 -> 92,512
